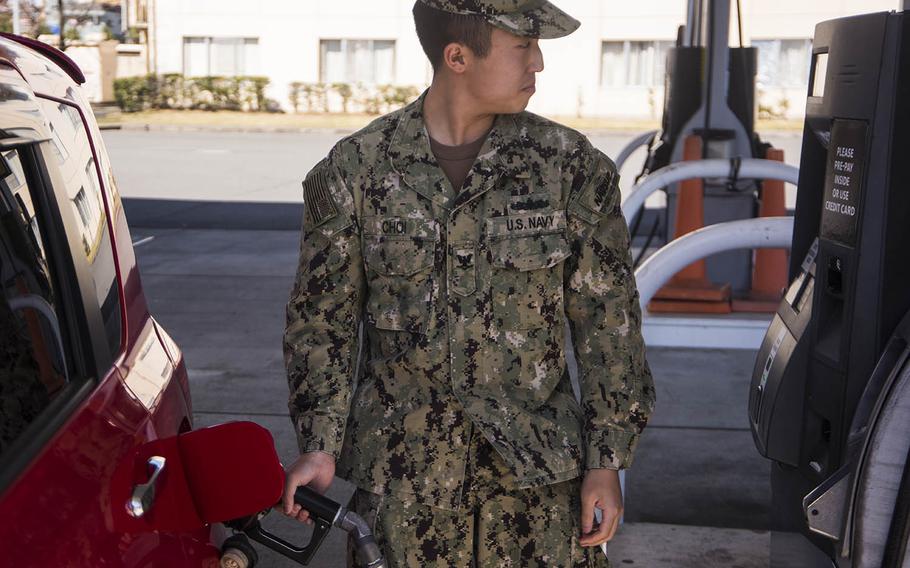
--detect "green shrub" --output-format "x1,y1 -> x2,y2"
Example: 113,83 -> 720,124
331,82 -> 353,113
113,74 -> 418,115
355,83 -> 383,114
245,76 -> 271,111
384,85 -> 420,110
289,82 -> 304,113
156,73 -> 185,109
114,74 -> 272,112
302,83 -> 328,112
63,27 -> 81,42
113,75 -> 153,112
352,84 -> 419,114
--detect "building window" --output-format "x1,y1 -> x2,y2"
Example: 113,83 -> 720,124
183,37 -> 260,77
601,40 -> 673,87
320,39 -> 396,84
754,39 -> 811,88
73,187 -> 92,229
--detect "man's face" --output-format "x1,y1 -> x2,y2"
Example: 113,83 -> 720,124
463,28 -> 544,114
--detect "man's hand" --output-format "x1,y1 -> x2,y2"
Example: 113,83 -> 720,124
277,451 -> 336,525
579,468 -> 623,547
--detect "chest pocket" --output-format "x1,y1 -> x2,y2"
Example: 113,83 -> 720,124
362,216 -> 438,333
486,210 -> 571,330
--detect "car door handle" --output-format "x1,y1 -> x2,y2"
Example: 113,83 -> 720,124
127,456 -> 166,518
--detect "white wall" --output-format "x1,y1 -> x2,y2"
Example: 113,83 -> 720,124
116,44 -> 148,78
153,0 -> 424,111
66,41 -> 118,102
151,0 -> 901,117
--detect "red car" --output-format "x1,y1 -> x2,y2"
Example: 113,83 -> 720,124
0,34 -> 220,566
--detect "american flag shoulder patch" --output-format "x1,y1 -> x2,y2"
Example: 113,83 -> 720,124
302,171 -> 338,228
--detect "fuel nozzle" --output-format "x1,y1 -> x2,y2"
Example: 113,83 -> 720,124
222,486 -> 385,568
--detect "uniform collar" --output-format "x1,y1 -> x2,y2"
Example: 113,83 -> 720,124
387,90 -> 530,212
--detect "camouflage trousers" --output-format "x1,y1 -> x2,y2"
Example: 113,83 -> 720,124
346,424 -> 611,568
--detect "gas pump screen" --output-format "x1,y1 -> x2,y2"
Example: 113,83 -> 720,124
812,53 -> 828,98
820,120 -> 867,246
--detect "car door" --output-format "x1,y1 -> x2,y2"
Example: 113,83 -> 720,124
56,82 -> 221,563
0,68 -> 197,565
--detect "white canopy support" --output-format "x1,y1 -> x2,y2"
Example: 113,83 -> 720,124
621,159 -> 800,225
634,217 -> 795,310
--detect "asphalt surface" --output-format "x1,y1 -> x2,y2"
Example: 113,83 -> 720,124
107,129 -> 787,567
104,128 -> 804,230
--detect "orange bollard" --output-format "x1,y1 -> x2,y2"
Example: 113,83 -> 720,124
649,135 -> 732,314
732,147 -> 790,312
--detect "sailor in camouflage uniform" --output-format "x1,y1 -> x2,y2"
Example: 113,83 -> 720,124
281,1 -> 656,566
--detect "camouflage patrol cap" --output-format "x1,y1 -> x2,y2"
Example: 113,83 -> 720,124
418,0 -> 580,39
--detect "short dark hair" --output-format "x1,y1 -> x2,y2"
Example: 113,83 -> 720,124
412,2 -> 493,71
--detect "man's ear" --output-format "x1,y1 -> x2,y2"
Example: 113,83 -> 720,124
442,42 -> 470,74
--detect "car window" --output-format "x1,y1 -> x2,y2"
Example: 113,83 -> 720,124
0,148 -> 72,459
35,98 -> 122,361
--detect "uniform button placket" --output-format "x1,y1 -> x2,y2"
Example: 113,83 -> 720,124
445,216 -> 460,396
443,213 -> 471,507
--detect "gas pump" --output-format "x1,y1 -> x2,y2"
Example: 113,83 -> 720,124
633,0 -> 762,292
748,9 -> 910,567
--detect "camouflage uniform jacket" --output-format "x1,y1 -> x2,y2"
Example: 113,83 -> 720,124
285,93 -> 656,511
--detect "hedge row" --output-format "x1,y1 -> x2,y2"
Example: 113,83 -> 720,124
113,74 -> 422,114
114,74 -> 274,113
288,82 -> 421,115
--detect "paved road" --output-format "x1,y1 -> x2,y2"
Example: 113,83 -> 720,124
103,128 -> 803,207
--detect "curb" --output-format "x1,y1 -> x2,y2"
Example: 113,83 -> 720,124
98,121 -> 804,137
98,122 -> 360,135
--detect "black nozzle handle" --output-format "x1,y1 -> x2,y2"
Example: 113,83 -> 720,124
228,488 -> 386,567
232,488 -> 343,565
294,486 -> 343,525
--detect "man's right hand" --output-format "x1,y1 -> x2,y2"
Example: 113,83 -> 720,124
278,451 -> 336,525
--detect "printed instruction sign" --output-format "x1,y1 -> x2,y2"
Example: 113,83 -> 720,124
820,120 -> 867,246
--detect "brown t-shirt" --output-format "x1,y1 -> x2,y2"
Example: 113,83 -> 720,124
429,129 -> 491,192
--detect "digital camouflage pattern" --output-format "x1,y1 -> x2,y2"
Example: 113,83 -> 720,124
346,424 -> 610,567
284,91 -> 656,511
417,0 -> 580,40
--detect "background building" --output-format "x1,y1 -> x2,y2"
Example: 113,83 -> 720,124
138,0 -> 898,118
